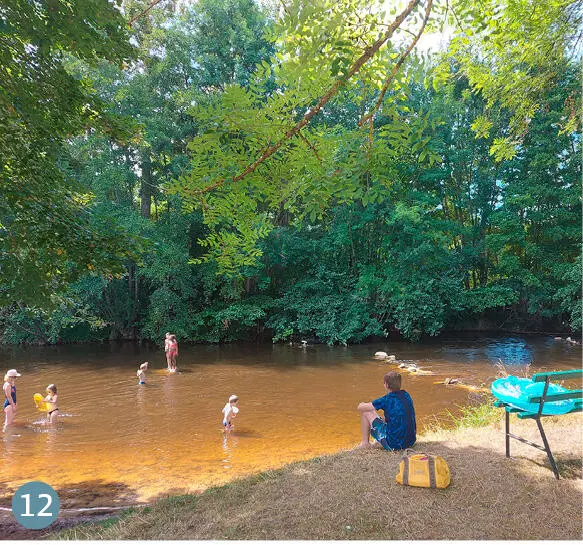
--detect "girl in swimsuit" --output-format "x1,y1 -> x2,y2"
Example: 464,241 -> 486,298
3,369 -> 20,432
168,335 -> 178,372
44,384 -> 59,424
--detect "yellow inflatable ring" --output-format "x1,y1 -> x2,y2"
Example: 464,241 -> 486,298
33,393 -> 54,412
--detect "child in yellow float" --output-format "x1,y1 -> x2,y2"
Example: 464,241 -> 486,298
44,384 -> 59,424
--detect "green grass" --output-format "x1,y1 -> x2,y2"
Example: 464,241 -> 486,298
445,400 -> 502,429
423,398 -> 502,434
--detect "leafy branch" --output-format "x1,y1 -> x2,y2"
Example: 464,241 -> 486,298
194,0 -> 423,196
359,0 -> 433,127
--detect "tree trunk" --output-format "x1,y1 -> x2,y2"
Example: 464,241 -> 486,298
140,151 -> 152,219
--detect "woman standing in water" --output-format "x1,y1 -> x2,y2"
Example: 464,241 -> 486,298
3,369 -> 21,432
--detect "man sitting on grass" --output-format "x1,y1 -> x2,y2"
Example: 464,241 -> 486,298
357,371 -> 416,450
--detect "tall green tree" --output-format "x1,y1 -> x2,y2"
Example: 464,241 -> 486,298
52,0 -> 276,340
445,0 -> 582,159
0,0 -> 137,305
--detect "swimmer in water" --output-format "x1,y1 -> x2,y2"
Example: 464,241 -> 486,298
137,362 -> 148,385
44,384 -> 59,424
222,394 -> 239,431
3,369 -> 20,432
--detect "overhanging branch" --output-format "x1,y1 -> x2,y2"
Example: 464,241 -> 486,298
359,0 -> 433,127
196,0 -> 423,196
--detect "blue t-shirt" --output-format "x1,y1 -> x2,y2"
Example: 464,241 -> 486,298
372,390 -> 416,450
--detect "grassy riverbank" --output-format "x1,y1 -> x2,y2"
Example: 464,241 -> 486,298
52,406 -> 582,541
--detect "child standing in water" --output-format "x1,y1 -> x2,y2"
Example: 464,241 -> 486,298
44,384 -> 59,424
137,362 -> 148,384
167,335 -> 178,372
222,394 -> 239,430
3,369 -> 20,432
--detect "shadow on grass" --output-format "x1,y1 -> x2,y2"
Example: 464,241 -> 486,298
526,455 -> 583,480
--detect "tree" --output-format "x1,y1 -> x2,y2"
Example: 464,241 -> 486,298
169,0 -> 434,272
55,0 -> 276,340
445,0 -> 582,159
0,0 -> 138,305
171,0 -> 582,273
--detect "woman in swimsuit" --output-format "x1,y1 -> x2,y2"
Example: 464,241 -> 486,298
3,369 -> 20,432
44,384 -> 59,424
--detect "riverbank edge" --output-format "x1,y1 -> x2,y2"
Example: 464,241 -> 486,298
48,406 -> 583,541
1,328 -> 580,347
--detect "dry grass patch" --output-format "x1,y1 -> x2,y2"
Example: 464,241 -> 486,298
54,413 -> 583,540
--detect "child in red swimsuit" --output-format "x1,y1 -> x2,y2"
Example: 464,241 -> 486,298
167,336 -> 178,372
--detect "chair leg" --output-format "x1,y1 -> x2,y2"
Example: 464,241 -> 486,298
505,410 -> 510,457
535,418 -> 559,479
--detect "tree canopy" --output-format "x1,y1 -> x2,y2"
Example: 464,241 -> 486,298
0,0 -> 139,305
0,0 -> 580,344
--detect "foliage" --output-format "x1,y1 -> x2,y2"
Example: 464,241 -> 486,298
0,0 -> 580,345
0,0 -> 139,306
445,0 -> 582,160
168,0 -> 434,272
442,400 -> 502,429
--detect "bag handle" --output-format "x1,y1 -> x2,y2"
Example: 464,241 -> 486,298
404,448 -> 431,457
401,449 -> 438,488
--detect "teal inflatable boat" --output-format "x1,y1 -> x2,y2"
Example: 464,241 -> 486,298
491,375 -> 576,415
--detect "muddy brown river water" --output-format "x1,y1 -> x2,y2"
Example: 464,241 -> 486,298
0,335 -> 580,508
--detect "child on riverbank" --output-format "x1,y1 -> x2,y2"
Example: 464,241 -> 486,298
44,384 -> 59,424
356,371 -> 416,450
221,394 -> 239,430
137,362 -> 148,384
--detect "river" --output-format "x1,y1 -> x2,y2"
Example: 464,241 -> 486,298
0,334 -> 580,508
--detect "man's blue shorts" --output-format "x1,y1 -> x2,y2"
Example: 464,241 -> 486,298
370,417 -> 390,450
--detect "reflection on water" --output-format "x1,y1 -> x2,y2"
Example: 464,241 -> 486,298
483,338 -> 534,364
0,335 -> 579,506
222,432 -> 238,469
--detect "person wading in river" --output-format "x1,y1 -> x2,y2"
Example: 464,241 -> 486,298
164,332 -> 172,370
356,371 -> 416,450
167,335 -> 179,372
44,383 -> 59,424
3,369 -> 21,432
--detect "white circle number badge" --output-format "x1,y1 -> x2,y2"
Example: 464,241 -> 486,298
12,481 -> 60,530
